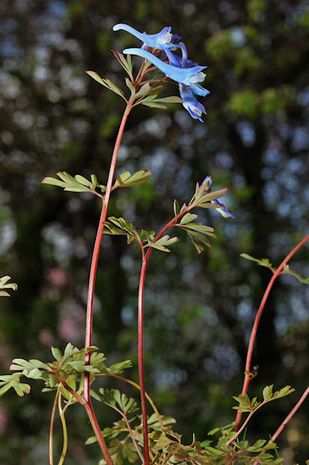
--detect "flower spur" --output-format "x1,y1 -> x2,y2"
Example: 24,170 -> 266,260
113,23 -> 179,49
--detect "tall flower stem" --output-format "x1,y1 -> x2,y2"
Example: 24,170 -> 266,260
137,207 -> 192,465
83,100 -> 133,465
235,235 -> 309,431
137,255 -> 150,465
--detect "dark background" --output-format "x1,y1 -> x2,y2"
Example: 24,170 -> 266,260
0,1 -> 308,463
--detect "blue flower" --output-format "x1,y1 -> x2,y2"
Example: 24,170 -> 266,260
202,176 -> 235,219
123,47 -> 206,86
164,42 -> 209,120
113,23 -> 179,49
179,84 -> 206,122
212,199 -> 236,219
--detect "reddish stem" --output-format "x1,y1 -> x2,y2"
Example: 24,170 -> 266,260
84,102 -> 133,362
84,402 -> 114,463
137,207 -> 192,465
271,386 -> 309,442
235,235 -> 309,431
83,101 -> 133,465
138,256 -> 150,465
82,60 -> 162,465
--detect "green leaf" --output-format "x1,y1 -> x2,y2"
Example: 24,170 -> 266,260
181,223 -> 216,237
64,342 -> 77,357
0,373 -> 31,397
140,101 -> 167,109
247,439 -> 267,452
207,427 -> 221,436
196,188 -> 228,207
283,265 -> 309,284
180,213 -> 198,225
0,275 -> 18,297
204,446 -> 225,457
153,96 -> 182,104
51,347 -> 62,361
233,393 -> 260,412
263,385 -> 274,401
178,210 -> 216,253
86,71 -> 126,100
271,385 -> 295,401
103,217 -> 139,245
187,231 -> 211,254
134,83 -> 152,99
99,389 -> 138,415
139,94 -> 182,108
112,50 -> 134,81
42,172 -> 105,194
147,235 -> 178,253
74,175 -> 96,188
27,368 -> 43,380
240,253 -> 274,271
125,77 -> 136,94
113,170 -> 151,189
106,360 -> 132,374
173,200 -> 180,216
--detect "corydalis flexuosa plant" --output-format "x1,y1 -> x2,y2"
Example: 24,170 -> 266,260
0,21 -> 308,465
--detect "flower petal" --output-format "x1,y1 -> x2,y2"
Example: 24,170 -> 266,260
113,23 -> 177,49
179,84 -> 206,122
212,199 -> 236,219
123,48 -> 206,85
190,84 -> 210,97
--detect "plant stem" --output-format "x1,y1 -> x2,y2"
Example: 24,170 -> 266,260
57,393 -> 68,465
138,255 -> 150,465
227,402 -> 265,446
235,235 -> 309,430
269,386 -> 309,443
84,401 -> 115,464
84,101 -> 133,372
51,372 -> 86,405
49,391 -> 59,465
121,411 -> 145,463
137,206 -> 192,465
83,100 -> 133,465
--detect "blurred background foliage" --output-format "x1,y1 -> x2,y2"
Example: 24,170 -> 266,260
0,0 -> 308,463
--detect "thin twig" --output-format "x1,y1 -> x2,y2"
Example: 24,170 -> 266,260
49,390 -> 59,465
107,372 -> 164,430
269,386 -> 309,443
235,235 -> 309,430
121,410 -> 144,463
57,393 -> 68,465
50,371 -> 86,405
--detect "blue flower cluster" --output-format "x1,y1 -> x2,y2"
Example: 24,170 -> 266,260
113,24 -> 209,122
